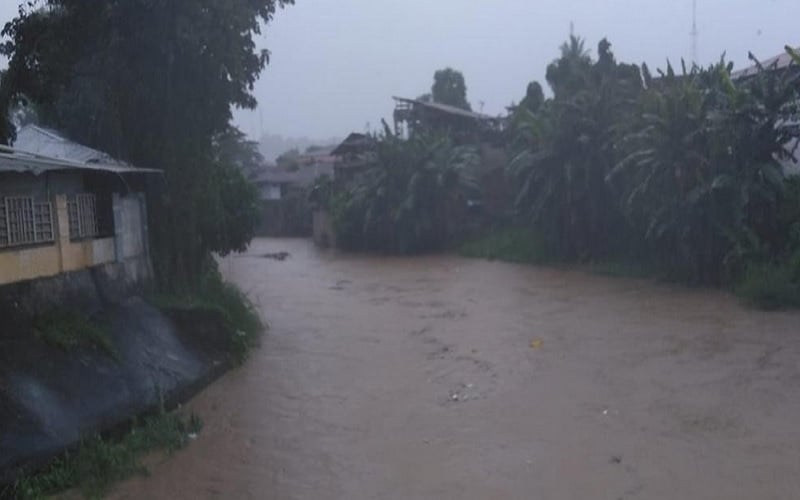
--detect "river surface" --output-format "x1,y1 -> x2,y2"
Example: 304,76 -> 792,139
107,238 -> 800,499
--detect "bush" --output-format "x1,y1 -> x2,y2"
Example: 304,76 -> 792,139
148,265 -> 263,363
10,412 -> 202,500
459,227 -> 552,264
735,261 -> 800,310
33,310 -> 116,359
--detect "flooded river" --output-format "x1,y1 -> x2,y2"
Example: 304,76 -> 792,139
108,238 -> 800,499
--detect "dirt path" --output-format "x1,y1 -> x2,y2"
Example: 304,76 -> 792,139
108,238 -> 800,499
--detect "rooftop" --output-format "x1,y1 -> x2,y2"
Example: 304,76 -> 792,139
732,48 -> 799,80
392,96 -> 502,122
0,125 -> 160,176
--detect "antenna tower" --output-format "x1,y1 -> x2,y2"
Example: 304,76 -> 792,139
691,0 -> 699,64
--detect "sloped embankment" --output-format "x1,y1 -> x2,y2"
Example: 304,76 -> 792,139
0,296 -> 234,485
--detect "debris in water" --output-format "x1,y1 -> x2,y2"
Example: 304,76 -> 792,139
530,339 -> 543,350
610,455 -> 622,464
261,251 -> 290,261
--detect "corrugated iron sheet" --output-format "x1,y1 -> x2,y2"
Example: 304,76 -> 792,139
1,125 -> 160,175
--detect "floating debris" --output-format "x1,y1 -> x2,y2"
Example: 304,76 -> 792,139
261,251 -> 290,261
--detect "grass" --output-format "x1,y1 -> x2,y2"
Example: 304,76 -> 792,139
7,411 -> 202,500
148,270 -> 264,363
459,227 -> 552,264
33,309 -> 117,360
735,261 -> 800,310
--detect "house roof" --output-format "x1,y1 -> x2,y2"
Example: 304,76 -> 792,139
0,125 -> 161,175
392,96 -> 500,122
732,48 -> 799,80
250,163 -> 334,188
331,133 -> 373,156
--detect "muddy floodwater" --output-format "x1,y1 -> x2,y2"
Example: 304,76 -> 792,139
107,238 -> 800,499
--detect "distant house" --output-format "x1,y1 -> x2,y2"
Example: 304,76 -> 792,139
247,148 -> 335,236
392,96 -> 507,143
250,155 -> 335,202
732,48 -> 800,176
331,133 -> 376,184
0,125 -> 160,287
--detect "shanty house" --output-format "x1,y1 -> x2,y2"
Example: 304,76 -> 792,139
0,125 -> 160,287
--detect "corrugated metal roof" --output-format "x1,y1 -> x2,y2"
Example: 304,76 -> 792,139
1,125 -> 160,175
393,96 -> 500,121
332,133 -> 373,156
14,125 -> 129,165
732,49 -> 799,80
0,146 -> 161,176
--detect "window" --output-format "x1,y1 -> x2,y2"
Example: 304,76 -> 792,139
68,193 -> 99,240
0,196 -> 55,248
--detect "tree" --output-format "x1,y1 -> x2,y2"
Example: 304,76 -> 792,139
432,68 -> 471,111
333,123 -> 479,253
510,37 -> 643,260
520,81 -> 544,114
0,0 -> 293,286
610,57 -> 796,282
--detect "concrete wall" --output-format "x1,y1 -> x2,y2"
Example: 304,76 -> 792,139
0,193 -> 151,287
0,246 -> 62,285
312,210 -> 336,248
113,193 -> 148,260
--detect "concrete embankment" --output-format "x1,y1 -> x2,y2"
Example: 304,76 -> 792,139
0,265 -> 234,485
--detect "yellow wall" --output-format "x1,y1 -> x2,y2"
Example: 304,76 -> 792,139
0,194 -> 117,286
0,238 -> 117,286
0,246 -> 62,285
59,238 -> 116,273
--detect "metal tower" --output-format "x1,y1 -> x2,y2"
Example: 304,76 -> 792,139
691,0 -> 699,64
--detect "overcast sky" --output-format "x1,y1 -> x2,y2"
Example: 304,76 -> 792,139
1,1 -> 798,141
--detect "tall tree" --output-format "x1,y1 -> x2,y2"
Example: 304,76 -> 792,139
431,68 -> 472,111
510,37 -> 643,260
0,0 -> 293,286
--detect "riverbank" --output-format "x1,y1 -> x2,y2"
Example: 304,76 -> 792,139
0,296 -> 238,488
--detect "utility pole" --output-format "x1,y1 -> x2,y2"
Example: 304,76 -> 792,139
691,0 -> 699,65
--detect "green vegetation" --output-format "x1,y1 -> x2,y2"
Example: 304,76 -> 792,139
149,266 -> 264,363
735,261 -> 800,310
332,125 -> 479,254
10,412 -> 202,500
333,38 -> 800,310
459,228 -> 552,264
33,310 -> 116,359
0,0 -> 292,288
505,38 -> 800,306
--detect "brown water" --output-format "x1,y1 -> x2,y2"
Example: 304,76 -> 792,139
108,238 -> 800,499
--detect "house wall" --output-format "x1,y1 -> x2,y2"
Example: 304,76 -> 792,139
0,245 -> 62,284
0,192 -> 151,287
312,210 -> 336,248
263,183 -> 282,201
0,171 -> 84,199
114,193 -> 148,260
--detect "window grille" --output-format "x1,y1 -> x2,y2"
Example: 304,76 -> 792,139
68,193 -> 99,240
0,197 -> 55,248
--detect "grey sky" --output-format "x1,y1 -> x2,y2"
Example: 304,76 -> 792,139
1,1 -> 798,141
